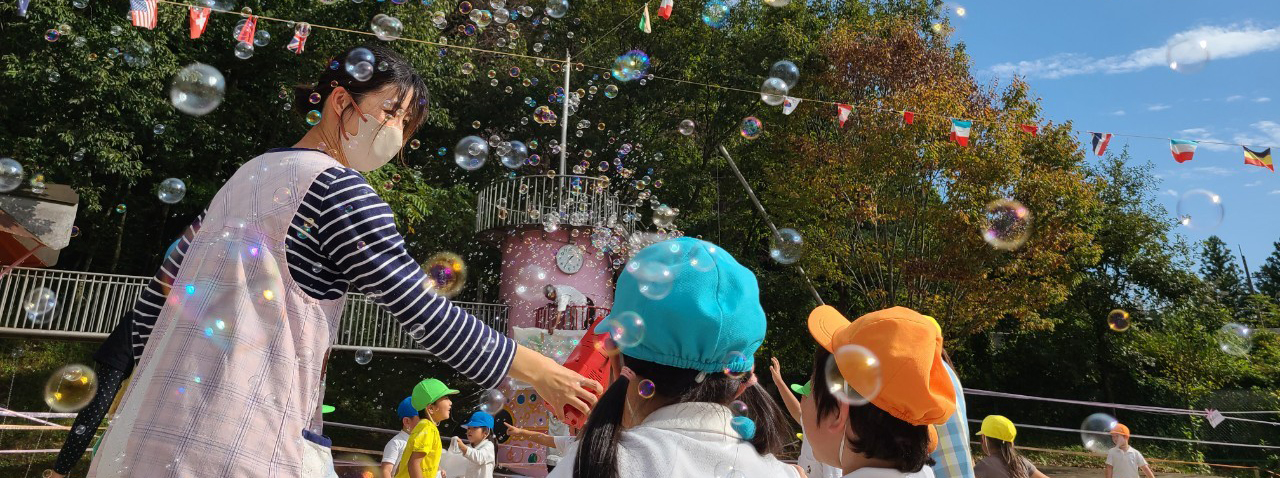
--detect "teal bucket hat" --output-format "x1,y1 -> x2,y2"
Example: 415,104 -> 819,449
596,237 -> 766,374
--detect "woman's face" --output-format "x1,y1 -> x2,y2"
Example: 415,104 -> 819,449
333,84 -> 416,145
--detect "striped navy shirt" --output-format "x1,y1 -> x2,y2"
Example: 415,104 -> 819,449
128,159 -> 515,389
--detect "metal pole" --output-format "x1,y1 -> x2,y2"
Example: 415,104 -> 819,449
559,50 -> 572,176
717,145 -> 824,305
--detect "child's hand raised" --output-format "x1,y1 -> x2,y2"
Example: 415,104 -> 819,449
504,422 -> 530,437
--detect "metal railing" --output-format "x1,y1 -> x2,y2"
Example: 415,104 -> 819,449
475,175 -> 639,237
0,267 -> 508,355
532,304 -> 610,333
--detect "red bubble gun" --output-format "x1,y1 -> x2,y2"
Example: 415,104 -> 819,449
546,313 -> 613,428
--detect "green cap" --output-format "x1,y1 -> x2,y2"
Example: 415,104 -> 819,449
411,378 -> 459,410
790,380 -> 812,396
321,405 -> 336,414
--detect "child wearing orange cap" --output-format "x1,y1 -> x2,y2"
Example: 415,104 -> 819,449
802,305 -> 958,478
1106,424 -> 1154,478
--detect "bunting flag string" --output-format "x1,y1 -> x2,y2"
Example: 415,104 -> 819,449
287,22 -> 311,54
1244,147 -> 1273,172
234,14 -> 258,44
139,0 -> 1280,171
188,6 -> 211,39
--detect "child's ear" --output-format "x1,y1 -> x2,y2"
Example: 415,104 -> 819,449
824,403 -> 849,432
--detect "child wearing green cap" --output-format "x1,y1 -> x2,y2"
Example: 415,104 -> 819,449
395,378 -> 458,478
549,238 -> 802,478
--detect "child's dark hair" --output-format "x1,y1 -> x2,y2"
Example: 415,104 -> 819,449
983,436 -> 1031,478
294,44 -> 430,136
810,347 -> 935,473
572,356 -> 791,478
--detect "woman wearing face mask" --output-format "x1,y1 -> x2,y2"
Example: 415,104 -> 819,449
86,45 -> 601,477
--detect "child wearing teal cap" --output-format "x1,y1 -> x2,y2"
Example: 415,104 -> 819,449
549,238 -> 802,478
396,378 -> 458,478
380,397 -> 422,478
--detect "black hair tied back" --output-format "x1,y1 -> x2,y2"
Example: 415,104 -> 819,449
293,44 -> 430,136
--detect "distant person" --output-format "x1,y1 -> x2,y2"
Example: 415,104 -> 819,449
1106,424 -> 1154,478
396,379 -> 457,478
86,44 -> 600,477
503,422 -> 575,473
381,397 -> 421,478
973,415 -> 1048,478
451,411 -> 497,478
767,357 -> 840,478
545,284 -> 589,329
46,315 -> 136,478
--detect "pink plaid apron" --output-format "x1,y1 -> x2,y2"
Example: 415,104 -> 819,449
90,150 -> 346,477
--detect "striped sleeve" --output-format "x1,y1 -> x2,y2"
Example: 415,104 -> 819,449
299,167 -> 516,389
129,212 -> 204,364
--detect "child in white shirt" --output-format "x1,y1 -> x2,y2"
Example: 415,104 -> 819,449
1105,424 -> 1154,478
382,397 -> 421,478
451,411 -> 497,478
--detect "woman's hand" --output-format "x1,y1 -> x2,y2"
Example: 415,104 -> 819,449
508,346 -> 602,420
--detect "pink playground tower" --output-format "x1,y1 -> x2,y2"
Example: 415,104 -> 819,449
474,174 -> 636,475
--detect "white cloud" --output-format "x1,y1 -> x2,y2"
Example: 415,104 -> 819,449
1227,95 -> 1245,102
1178,128 -> 1233,152
1165,189 -> 1179,197
1191,166 -> 1234,176
1148,103 -> 1172,111
1232,121 -> 1280,147
1269,190 -> 1280,195
1257,97 -> 1272,103
1245,180 -> 1263,187
1111,110 -> 1126,116
989,24 -> 1280,79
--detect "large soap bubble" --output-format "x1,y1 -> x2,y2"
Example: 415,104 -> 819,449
170,63 -> 225,116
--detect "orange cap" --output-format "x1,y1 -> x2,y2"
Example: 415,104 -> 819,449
808,305 -> 956,426
1111,423 -> 1131,436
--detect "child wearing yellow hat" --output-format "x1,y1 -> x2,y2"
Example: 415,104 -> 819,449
973,415 -> 1047,478
802,305 -> 957,478
1106,424 -> 1154,478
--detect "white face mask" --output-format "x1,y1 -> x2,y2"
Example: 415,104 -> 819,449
342,112 -> 403,172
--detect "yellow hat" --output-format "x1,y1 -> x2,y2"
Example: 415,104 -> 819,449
977,415 -> 1017,442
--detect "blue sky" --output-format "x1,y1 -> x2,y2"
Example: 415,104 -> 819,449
951,0 -> 1280,270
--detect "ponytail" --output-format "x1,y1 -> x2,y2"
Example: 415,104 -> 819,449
571,357 -> 792,478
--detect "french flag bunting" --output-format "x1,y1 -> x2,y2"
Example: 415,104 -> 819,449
1170,139 -> 1198,163
130,0 -> 158,29
837,104 -> 853,128
287,22 -> 311,54
189,7 -> 211,39
950,119 -> 972,146
782,96 -> 800,115
236,15 -> 258,44
903,110 -> 914,125
657,0 -> 673,19
1091,132 -> 1112,156
1019,124 -> 1038,136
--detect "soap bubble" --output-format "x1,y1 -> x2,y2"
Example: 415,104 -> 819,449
455,135 -> 488,171
349,61 -> 374,82
513,265 -> 550,301
545,0 -> 568,18
114,204 -> 127,214
253,29 -> 270,47
824,345 -> 881,406
306,110 -> 322,126
982,199 -> 1032,250
702,0 -> 730,28
23,287 -> 57,322
604,84 -> 619,99
1107,309 -> 1131,332
346,47 -> 376,78
44,364 -> 97,412
1216,323 -> 1252,356
714,463 -> 747,478
764,0 -> 790,6
611,50 -> 650,82
603,311 -> 646,348
678,119 -> 695,136
626,259 -> 673,300
729,400 -> 748,416
371,14 -> 404,41
45,29 -> 61,42
1176,189 -> 1223,231
425,251 -> 467,297
157,178 -> 187,204
355,348 -> 373,365
739,116 -> 763,139
769,228 -> 803,264
1166,38 -> 1210,74
533,105 -> 558,125
499,140 -> 529,169
769,60 -> 800,88
760,77 -> 788,106
637,378 -> 656,398
1080,413 -> 1119,454
170,63 -> 226,116
234,41 -> 254,59
651,205 -> 678,229
0,158 -> 25,193
479,389 -> 506,414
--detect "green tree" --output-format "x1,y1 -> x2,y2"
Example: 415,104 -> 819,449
1200,235 -> 1248,312
1253,240 -> 1280,301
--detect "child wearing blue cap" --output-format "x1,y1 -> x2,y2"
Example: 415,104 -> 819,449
449,411 -> 497,478
380,397 -> 421,478
549,238 -> 802,478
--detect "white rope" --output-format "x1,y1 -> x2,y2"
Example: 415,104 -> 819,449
965,389 -> 1280,427
964,419 -> 1280,450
